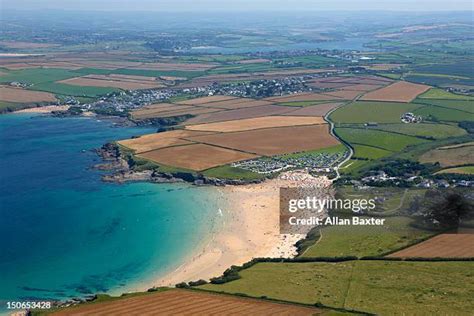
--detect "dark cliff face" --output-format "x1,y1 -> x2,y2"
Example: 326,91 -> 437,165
96,142 -> 265,186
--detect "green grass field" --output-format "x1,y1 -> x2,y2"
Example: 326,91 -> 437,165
417,88 -> 474,101
352,144 -> 392,159
335,127 -> 427,152
0,101 -> 35,113
374,123 -> 467,139
30,82 -> 118,97
413,105 -> 473,122
414,99 -> 474,114
301,216 -> 430,258
278,145 -> 347,160
0,68 -> 78,85
111,68 -> 206,79
339,159 -> 370,175
199,261 -> 474,315
0,68 -> 119,97
202,165 -> 265,180
330,101 -> 423,124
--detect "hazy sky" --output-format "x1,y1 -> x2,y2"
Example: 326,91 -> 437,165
2,0 -> 473,12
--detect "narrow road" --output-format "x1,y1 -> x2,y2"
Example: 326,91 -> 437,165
323,103 -> 354,181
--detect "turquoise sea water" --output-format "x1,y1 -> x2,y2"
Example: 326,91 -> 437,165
0,114 -> 220,307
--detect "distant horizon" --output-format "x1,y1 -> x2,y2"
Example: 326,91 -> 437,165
2,0 -> 473,12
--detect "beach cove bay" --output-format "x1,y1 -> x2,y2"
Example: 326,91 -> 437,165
0,113 -> 221,306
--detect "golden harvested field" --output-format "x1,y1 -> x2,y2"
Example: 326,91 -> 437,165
58,75 -> 165,90
184,105 -> 294,125
419,143 -> 474,167
265,92 -> 342,103
177,95 -> 238,105
118,130 -> 215,153
387,234 -> 474,258
360,81 -> 431,102
282,102 -> 343,116
186,124 -> 339,156
0,86 -> 57,103
138,143 -> 259,171
186,116 -> 326,132
50,289 -> 321,316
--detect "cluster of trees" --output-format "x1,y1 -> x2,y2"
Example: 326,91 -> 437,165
411,189 -> 474,230
375,159 -> 438,177
459,121 -> 474,134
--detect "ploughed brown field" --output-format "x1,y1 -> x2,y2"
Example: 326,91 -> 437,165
118,130 -> 216,153
186,116 -> 326,132
58,74 -> 165,90
0,86 -> 57,103
183,105 -> 294,125
265,92 -> 342,103
176,95 -> 238,105
137,143 -> 259,171
419,143 -> 474,167
387,234 -> 474,258
186,124 -> 339,156
50,289 -> 321,316
191,99 -> 275,110
282,102 -> 343,116
360,81 -> 430,102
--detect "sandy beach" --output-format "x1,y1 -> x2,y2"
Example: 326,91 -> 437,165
15,105 -> 70,113
152,171 -> 332,287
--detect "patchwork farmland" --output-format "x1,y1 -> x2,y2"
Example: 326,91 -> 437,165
118,73 -> 471,178
120,92 -> 346,173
